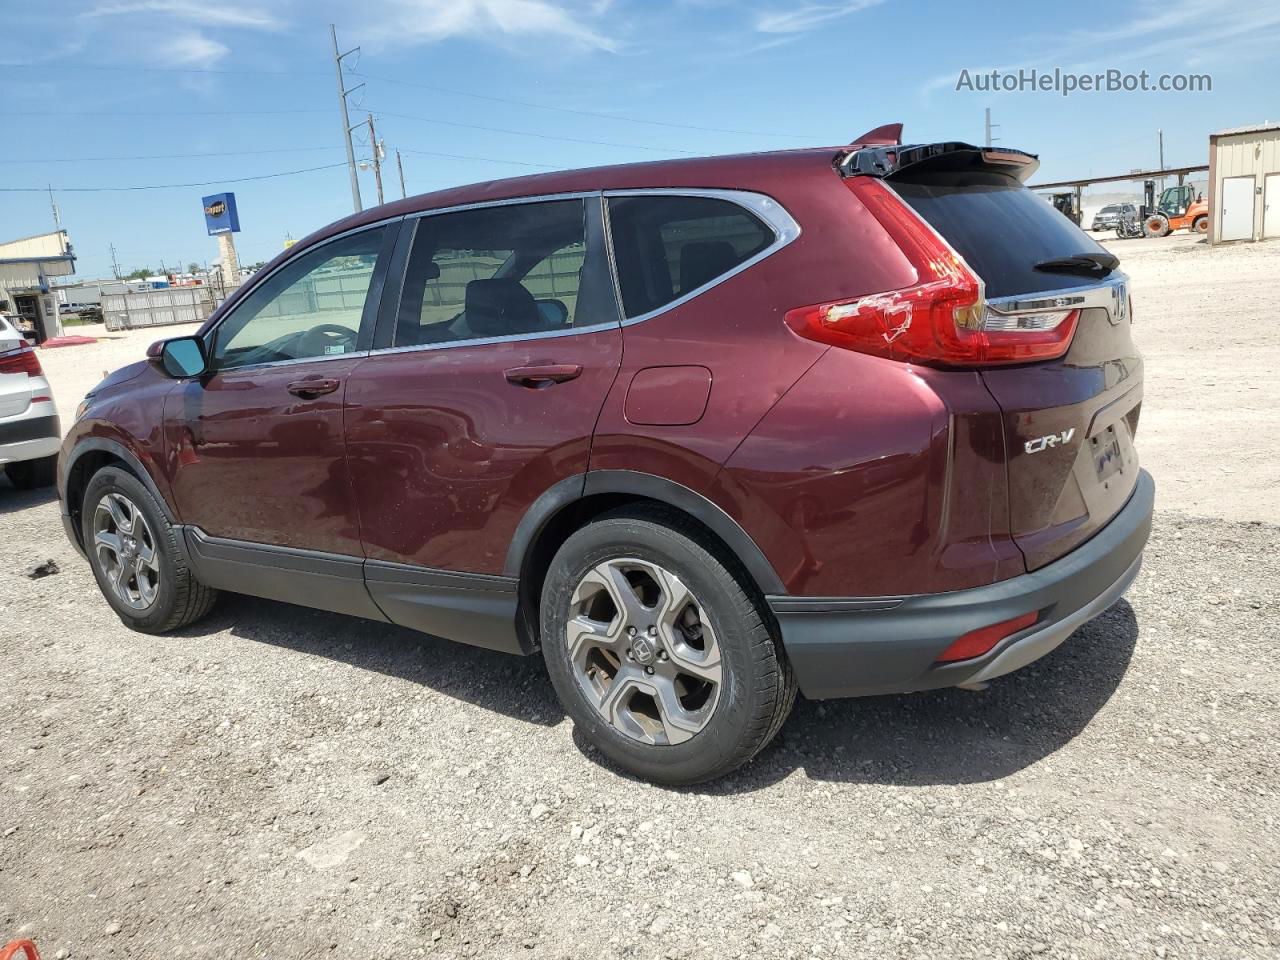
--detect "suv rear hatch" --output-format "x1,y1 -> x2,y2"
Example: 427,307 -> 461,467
885,145 -> 1141,571
800,141 -> 1142,573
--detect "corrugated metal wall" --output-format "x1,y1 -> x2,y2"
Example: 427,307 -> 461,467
1212,130 -> 1280,242
103,286 -> 218,330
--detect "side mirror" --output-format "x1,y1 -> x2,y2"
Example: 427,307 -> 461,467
148,336 -> 208,379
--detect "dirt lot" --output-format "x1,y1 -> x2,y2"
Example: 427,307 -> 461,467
3,236 -> 1279,959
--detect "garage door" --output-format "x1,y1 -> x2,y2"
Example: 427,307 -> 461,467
1265,173 -> 1280,240
1220,176 -> 1255,242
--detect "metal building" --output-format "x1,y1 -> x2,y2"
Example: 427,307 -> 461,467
1208,123 -> 1280,244
0,230 -> 76,342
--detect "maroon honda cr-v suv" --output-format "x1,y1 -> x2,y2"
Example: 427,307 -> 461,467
60,127 -> 1153,784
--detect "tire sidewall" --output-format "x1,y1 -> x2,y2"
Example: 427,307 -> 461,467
82,467 -> 186,632
541,515 -> 770,783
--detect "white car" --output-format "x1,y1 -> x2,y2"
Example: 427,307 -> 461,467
0,314 -> 60,488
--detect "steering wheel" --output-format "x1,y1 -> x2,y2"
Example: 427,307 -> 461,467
296,323 -> 357,357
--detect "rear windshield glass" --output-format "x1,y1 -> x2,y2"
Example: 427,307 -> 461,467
891,172 -> 1111,298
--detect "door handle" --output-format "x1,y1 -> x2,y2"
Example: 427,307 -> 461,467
504,363 -> 583,388
287,377 -> 341,398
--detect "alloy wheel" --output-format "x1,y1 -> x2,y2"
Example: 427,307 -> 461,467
566,558 -> 722,746
93,492 -> 161,610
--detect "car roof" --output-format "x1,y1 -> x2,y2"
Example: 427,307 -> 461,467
297,146 -> 844,251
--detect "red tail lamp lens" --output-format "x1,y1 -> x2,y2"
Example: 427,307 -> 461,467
0,346 -> 43,376
784,178 -> 1079,367
936,612 -> 1039,663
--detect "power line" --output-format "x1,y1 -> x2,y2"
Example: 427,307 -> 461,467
369,108 -> 700,155
398,148 -> 556,169
354,72 -> 820,140
0,108 -> 328,117
0,146 -> 340,164
5,61 -> 820,141
3,62 -> 309,77
0,162 -> 350,193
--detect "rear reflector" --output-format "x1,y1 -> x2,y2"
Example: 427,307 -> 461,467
0,346 -> 43,376
783,178 -> 1079,367
935,612 -> 1039,663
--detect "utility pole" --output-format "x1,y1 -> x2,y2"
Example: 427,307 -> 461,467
1157,129 -> 1166,193
984,107 -> 999,148
396,149 -> 407,199
47,185 -> 61,229
330,24 -> 364,213
109,243 -> 121,281
366,114 -> 385,206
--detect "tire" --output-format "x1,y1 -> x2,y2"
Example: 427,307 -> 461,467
540,506 -> 796,785
82,466 -> 218,633
4,454 -> 57,489
1193,216 -> 1208,235
1143,215 -> 1170,238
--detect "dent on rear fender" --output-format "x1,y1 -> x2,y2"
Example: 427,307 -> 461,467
711,349 -> 1013,597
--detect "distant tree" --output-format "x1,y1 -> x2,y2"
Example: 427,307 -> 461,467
187,262 -> 201,274
124,267 -> 152,280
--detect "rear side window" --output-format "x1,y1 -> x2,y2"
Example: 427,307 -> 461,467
892,173 -> 1110,298
607,195 -> 774,318
394,198 -> 616,347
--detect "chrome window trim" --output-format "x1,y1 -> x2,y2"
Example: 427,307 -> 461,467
207,349 -> 372,376
369,320 -> 620,358
204,215 -> 404,374
601,188 -> 802,327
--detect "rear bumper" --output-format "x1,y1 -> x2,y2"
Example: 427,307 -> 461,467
0,414 -> 61,464
770,468 -> 1154,700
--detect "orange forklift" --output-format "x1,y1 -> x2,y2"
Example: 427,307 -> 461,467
1143,182 -> 1209,237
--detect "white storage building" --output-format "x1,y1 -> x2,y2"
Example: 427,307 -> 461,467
1209,123 -> 1280,244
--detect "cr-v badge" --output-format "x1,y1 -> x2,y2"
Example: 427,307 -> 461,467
1025,428 -> 1076,454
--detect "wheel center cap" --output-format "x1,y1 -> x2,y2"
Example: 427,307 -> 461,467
631,635 -> 656,665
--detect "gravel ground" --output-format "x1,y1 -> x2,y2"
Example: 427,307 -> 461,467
3,235 -> 1279,958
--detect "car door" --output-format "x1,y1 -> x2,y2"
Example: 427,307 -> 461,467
166,223 -> 397,566
343,196 -> 622,648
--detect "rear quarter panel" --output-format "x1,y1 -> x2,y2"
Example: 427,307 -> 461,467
713,348 -> 1020,597
590,165 -> 918,496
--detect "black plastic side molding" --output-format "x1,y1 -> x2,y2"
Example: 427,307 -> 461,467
184,527 -> 389,623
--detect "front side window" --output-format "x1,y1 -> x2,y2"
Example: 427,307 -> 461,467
606,195 -> 774,318
394,198 -> 612,347
213,227 -> 387,370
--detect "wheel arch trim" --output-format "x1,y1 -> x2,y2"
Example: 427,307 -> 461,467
503,470 -> 786,596
61,437 -> 178,551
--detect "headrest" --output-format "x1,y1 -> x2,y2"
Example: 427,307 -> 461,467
679,240 -> 740,295
464,278 -> 540,337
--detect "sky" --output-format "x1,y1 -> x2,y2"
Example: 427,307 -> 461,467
3,0 -> 1278,281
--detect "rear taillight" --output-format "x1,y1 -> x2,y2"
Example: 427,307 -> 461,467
0,345 -> 43,376
784,178 -> 1079,367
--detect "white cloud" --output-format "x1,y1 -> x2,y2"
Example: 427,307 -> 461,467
160,29 -> 231,66
82,1 -> 281,29
360,0 -> 618,52
755,0 -> 883,35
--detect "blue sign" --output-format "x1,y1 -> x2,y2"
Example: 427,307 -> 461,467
202,192 -> 240,235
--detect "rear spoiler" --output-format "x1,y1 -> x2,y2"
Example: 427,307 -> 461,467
838,141 -> 1040,183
